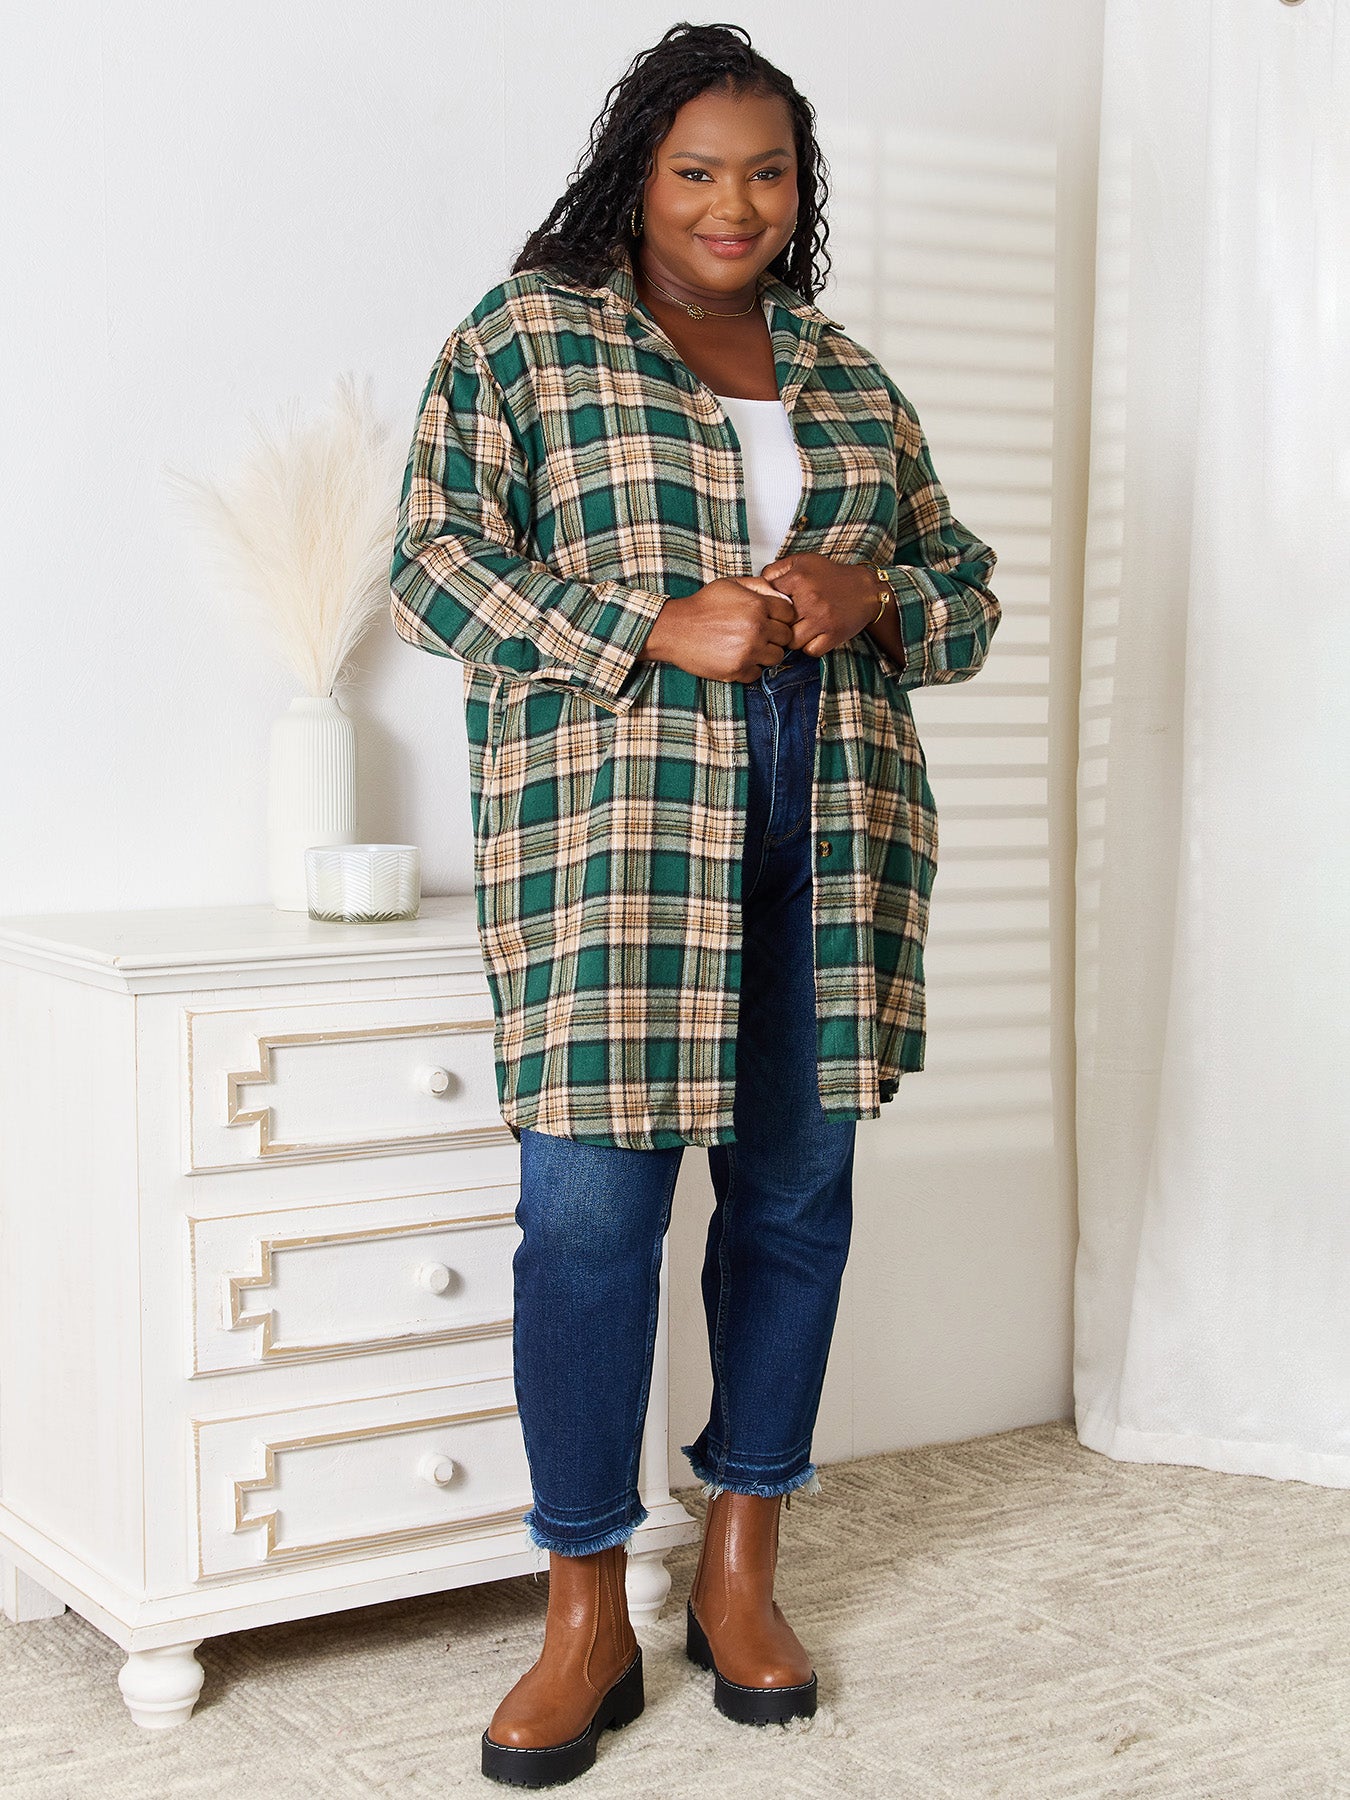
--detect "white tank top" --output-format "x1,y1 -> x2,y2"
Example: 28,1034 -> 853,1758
716,394 -> 804,576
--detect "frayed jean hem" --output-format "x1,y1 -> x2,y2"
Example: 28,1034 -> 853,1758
680,1443 -> 823,1501
522,1502 -> 647,1558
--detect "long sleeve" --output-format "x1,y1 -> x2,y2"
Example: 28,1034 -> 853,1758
389,328 -> 668,713
864,382 -> 1001,689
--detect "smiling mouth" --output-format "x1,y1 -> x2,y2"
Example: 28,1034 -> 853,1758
698,231 -> 764,243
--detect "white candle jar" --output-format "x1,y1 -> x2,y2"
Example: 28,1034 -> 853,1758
304,844 -> 421,922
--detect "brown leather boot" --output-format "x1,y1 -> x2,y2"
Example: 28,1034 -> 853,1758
481,1542 -> 643,1786
686,1489 -> 818,1724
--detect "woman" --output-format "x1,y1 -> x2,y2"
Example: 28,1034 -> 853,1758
390,22 -> 999,1787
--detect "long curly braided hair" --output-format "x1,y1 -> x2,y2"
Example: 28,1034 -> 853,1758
510,22 -> 832,302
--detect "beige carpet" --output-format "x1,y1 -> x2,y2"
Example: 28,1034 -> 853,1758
3,1423 -> 1347,1798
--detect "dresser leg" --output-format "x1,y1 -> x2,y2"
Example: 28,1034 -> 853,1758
0,1558 -> 66,1623
624,1544 -> 672,1625
118,1641 -> 206,1729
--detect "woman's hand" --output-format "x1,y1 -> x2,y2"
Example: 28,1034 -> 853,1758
639,576 -> 798,683
758,554 -> 880,657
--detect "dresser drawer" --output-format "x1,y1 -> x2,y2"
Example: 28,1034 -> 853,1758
185,992 -> 508,1172
189,1183 -> 521,1375
192,1377 -> 532,1579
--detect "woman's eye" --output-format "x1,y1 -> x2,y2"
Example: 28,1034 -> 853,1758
674,168 -> 785,182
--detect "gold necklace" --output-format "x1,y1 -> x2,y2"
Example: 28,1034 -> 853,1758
640,269 -> 761,321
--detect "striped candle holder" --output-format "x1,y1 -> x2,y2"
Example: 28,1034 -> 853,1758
304,844 -> 420,922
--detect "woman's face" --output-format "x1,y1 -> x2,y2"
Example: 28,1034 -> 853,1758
637,83 -> 799,298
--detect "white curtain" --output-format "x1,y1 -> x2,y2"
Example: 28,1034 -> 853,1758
1074,0 -> 1350,1485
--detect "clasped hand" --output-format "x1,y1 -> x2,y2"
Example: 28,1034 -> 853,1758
755,553 -> 880,659
641,553 -> 881,684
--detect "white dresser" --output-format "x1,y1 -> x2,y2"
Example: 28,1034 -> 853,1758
0,898 -> 696,1728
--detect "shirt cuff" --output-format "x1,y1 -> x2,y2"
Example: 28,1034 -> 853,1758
866,568 -> 933,684
522,577 -> 668,712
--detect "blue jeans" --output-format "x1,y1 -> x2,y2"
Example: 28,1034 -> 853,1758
512,648 -> 857,1555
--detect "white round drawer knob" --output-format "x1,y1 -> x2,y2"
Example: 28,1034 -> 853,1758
416,1261 -> 453,1295
419,1454 -> 457,1488
416,1065 -> 451,1096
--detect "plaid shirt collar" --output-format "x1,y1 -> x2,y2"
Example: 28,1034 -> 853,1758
536,244 -> 843,408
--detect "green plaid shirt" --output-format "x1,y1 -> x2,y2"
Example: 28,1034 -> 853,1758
390,245 -> 999,1148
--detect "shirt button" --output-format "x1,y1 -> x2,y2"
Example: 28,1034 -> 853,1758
817,838 -> 832,857
795,512 -> 808,529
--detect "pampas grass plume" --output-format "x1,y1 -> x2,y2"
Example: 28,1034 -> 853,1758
164,372 -> 406,699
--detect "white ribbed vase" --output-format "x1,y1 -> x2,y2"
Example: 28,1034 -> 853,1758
267,693 -> 357,911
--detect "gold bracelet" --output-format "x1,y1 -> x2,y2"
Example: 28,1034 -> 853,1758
870,563 -> 896,624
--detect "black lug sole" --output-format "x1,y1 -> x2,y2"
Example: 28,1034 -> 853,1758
685,1600 -> 818,1725
481,1645 -> 644,1788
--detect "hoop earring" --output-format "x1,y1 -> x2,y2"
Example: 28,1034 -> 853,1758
629,203 -> 643,238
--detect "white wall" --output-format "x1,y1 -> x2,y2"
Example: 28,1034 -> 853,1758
0,2 -> 1101,1484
